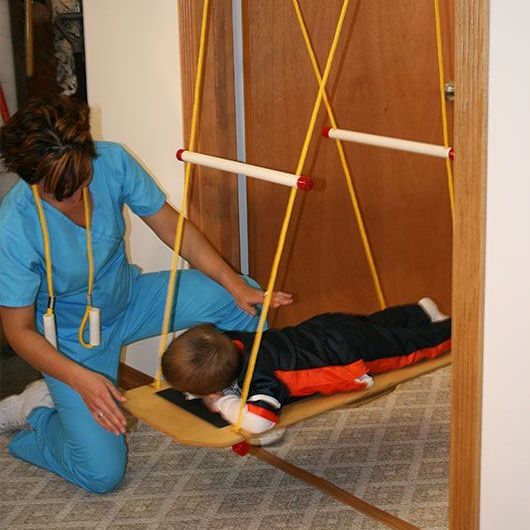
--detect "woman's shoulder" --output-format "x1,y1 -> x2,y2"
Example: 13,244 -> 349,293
94,140 -> 127,160
0,179 -> 32,218
92,141 -> 130,186
0,181 -> 35,239
93,141 -> 140,178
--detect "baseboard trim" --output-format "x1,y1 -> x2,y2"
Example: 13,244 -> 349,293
118,362 -> 153,390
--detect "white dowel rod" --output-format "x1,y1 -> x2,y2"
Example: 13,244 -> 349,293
323,127 -> 454,159
177,150 -> 313,190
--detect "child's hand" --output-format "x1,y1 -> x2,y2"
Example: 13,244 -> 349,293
202,393 -> 223,412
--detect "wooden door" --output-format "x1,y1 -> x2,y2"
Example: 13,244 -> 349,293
181,1 -> 454,326
243,1 -> 454,326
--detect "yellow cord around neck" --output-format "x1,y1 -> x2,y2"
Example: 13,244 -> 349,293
31,185 -> 55,317
31,184 -> 97,348
78,187 -> 96,348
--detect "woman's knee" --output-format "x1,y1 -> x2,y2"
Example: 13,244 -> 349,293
73,438 -> 127,493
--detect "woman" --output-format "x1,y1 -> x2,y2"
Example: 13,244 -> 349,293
0,96 -> 291,493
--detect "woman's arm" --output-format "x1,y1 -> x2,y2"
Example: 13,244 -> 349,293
0,305 -> 127,435
141,202 -> 293,314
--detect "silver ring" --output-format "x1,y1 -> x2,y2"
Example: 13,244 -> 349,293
96,411 -> 104,419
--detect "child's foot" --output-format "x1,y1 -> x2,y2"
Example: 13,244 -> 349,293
0,379 -> 54,434
248,427 -> 286,447
418,297 -> 450,322
354,374 -> 374,388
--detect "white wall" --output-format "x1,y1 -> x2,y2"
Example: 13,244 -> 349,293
481,1 -> 530,528
84,0 -> 184,376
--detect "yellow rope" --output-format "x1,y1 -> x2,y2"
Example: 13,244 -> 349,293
434,0 -> 454,220
78,187 -> 95,349
152,0 -> 211,389
31,185 -> 54,317
235,0 -> 351,432
292,0 -> 386,310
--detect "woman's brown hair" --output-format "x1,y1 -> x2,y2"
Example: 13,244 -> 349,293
0,96 -> 96,201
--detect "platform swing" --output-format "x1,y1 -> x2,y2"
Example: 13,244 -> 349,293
125,1 -> 452,527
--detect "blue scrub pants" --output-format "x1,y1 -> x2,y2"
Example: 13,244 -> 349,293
9,270 -> 262,493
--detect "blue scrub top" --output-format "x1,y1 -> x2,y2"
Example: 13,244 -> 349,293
0,142 -> 166,342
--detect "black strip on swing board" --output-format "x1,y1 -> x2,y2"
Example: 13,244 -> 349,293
156,388 -> 230,428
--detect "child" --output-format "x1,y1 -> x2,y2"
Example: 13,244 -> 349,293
162,298 -> 450,434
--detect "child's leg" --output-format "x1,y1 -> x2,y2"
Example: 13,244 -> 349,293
367,303 -> 431,328
361,318 -> 451,373
120,269 -> 262,345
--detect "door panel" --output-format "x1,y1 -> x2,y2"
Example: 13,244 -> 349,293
243,0 -> 453,325
180,0 -> 454,326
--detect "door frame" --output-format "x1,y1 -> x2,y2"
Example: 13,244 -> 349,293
450,1 -> 488,529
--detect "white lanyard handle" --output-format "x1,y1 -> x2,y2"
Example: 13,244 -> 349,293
89,307 -> 101,346
43,313 -> 57,348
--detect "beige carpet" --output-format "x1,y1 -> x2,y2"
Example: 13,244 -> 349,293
0,367 -> 450,529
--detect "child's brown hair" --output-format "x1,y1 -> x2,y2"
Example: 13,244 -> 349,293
162,324 -> 241,395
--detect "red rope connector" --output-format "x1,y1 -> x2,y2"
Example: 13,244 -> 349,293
448,148 -> 455,160
232,441 -> 250,456
321,126 -> 332,138
176,148 -> 186,161
296,176 -> 313,191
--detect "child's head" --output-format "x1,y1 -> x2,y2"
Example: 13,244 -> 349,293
162,324 -> 240,395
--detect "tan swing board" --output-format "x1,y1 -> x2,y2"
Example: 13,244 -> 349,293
124,353 -> 451,448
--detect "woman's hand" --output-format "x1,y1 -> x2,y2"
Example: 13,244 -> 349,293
229,278 -> 293,315
71,367 -> 127,435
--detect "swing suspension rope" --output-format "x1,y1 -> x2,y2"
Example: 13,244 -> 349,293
153,0 -> 212,390
154,0 -> 453,428
153,0 -> 317,389
433,0 -> 454,219
291,0 -> 386,311
235,0 -> 352,432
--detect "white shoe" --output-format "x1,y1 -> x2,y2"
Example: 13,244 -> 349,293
418,297 -> 450,322
248,427 -> 286,447
0,379 -> 54,434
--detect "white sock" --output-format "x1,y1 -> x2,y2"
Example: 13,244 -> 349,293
354,374 -> 374,387
418,297 -> 450,322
